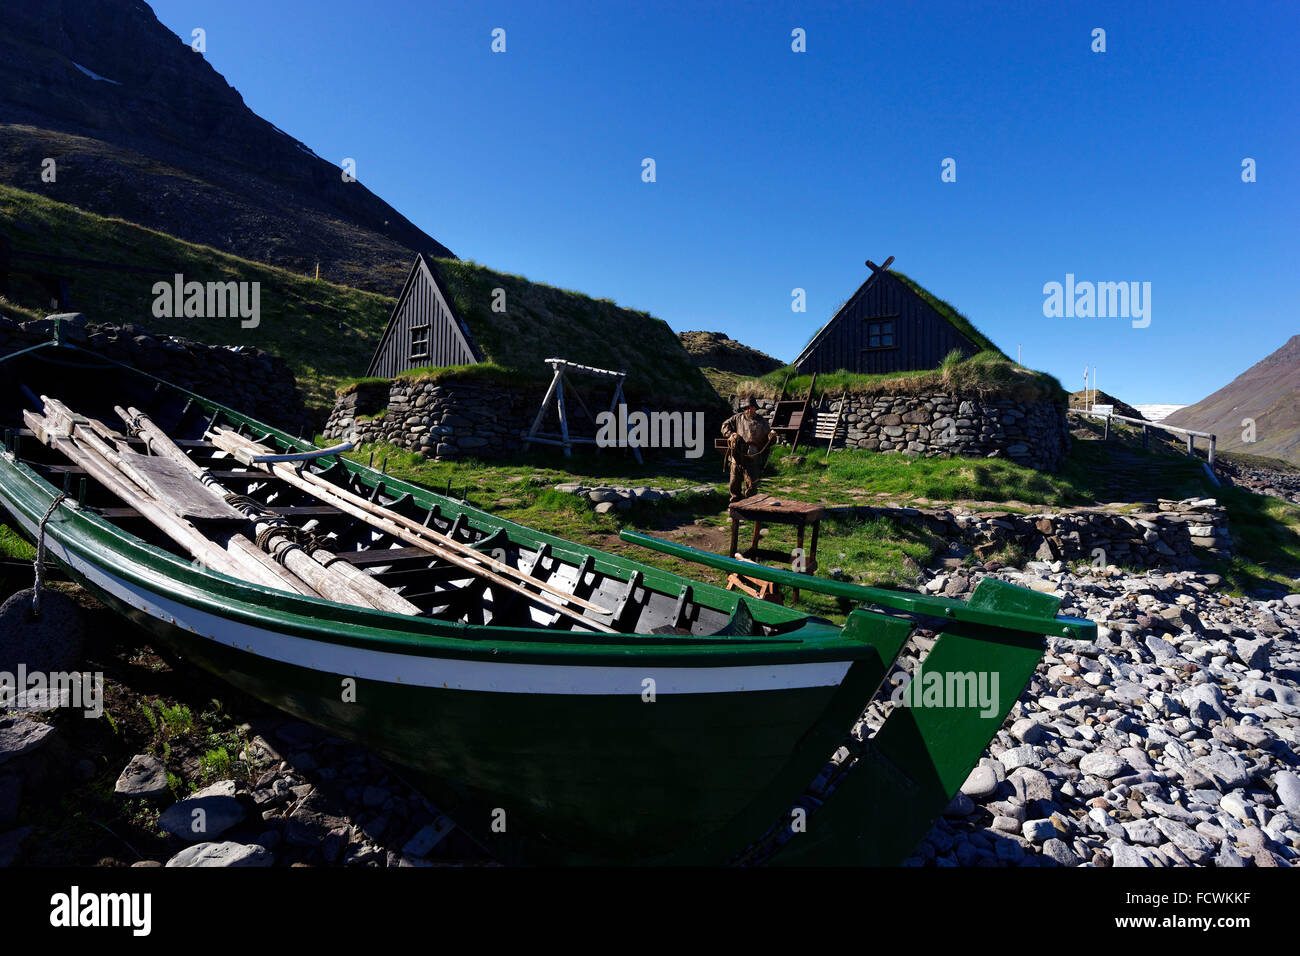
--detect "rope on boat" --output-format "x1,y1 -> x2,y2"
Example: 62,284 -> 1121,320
121,411 -> 146,437
224,493 -> 329,559
32,493 -> 69,618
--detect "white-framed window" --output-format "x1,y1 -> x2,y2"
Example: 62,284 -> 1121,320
409,324 -> 431,360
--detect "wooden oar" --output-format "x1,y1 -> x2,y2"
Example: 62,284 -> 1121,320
117,406 -> 419,616
38,397 -> 327,598
33,399 -> 324,596
209,427 -> 615,616
207,429 -> 618,633
620,529 -> 1097,642
22,406 -> 300,592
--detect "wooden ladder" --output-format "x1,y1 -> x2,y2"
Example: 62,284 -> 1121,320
813,388 -> 849,455
771,372 -> 817,453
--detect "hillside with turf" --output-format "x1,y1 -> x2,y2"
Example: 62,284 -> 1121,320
0,184 -> 393,411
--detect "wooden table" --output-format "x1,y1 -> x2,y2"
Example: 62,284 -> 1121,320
727,494 -> 824,600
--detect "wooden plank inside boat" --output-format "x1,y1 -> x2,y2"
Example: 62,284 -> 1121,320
117,450 -> 247,522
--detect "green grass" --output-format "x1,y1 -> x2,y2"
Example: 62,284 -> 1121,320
741,351 -> 1065,404
337,362 -> 542,396
695,367 -> 749,399
1218,450 -> 1300,474
765,448 -> 1078,507
1210,486 -> 1300,594
0,184 -> 394,412
0,523 -> 35,560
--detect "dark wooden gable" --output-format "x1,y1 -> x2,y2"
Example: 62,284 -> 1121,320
365,254 -> 482,377
792,271 -> 980,376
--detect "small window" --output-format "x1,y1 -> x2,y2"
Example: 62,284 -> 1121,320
866,320 -> 895,349
409,324 -> 430,360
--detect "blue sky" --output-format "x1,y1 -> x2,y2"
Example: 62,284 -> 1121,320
148,0 -> 1297,404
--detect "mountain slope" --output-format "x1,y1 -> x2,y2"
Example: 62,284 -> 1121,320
1164,335 -> 1300,464
0,0 -> 452,293
677,331 -> 784,376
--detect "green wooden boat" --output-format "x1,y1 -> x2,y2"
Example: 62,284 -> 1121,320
0,327 -> 1095,865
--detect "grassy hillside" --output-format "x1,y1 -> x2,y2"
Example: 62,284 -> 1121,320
1,184 -> 394,411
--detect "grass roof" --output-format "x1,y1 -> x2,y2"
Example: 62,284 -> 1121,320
740,351 -> 1066,404
429,258 -> 721,406
888,270 -> 1007,358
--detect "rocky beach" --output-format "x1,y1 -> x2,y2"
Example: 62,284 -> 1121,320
904,562 -> 1300,867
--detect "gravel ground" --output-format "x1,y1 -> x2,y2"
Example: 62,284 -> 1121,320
902,562 -> 1300,867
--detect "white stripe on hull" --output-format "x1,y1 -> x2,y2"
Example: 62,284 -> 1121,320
9,507 -> 851,695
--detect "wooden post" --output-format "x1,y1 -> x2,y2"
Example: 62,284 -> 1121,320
1186,433 -> 1194,456
794,522 -> 806,602
1142,425 -> 1149,450
609,377 -> 641,465
554,373 -> 571,456
1208,436 -> 1216,467
1103,416 -> 1110,441
525,363 -> 564,448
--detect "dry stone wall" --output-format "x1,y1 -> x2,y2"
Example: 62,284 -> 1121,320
741,392 -> 1070,471
324,378 -> 728,462
0,314 -> 309,433
827,497 -> 1232,571
324,380 -> 542,460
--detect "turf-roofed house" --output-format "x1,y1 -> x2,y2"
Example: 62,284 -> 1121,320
325,254 -> 726,460
793,257 -> 1007,376
736,258 -> 1071,470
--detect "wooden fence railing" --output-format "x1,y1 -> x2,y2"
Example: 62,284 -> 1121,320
1069,407 -> 1217,467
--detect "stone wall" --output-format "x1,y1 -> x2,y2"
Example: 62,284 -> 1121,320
324,379 -> 544,460
324,377 -> 729,462
544,477 -> 1232,571
0,314 -> 310,433
739,392 -> 1070,471
826,497 -> 1232,571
